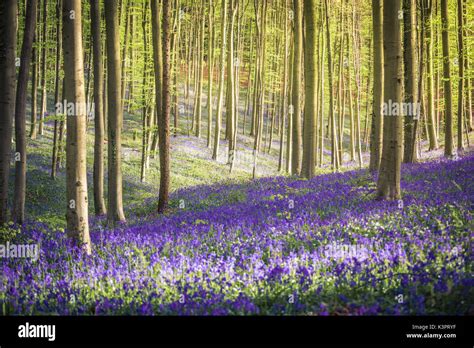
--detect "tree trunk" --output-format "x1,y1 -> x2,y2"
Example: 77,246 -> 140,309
324,0 -> 339,172
155,0 -> 171,213
207,0 -> 215,148
226,0 -> 236,164
278,4 -> 289,172
140,0 -> 151,183
441,0 -> 453,157
30,2 -> 41,140
403,0 -> 418,163
90,0 -> 107,216
194,1 -> 205,138
63,0 -> 92,254
0,0 -> 17,224
291,0 -> 302,175
302,0 -> 317,179
51,0 -> 62,179
425,0 -> 439,150
38,0 -> 47,136
456,0 -> 464,150
105,0 -> 126,223
377,0 -> 403,200
369,0 -> 383,172
13,0 -> 36,224
212,0 -> 227,161
150,0 -> 163,158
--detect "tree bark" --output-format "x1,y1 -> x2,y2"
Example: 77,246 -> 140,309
63,0 -> 92,254
441,0 -> 453,157
0,0 -> 17,224
377,0 -> 403,200
425,0 -> 439,150
90,0 -> 107,216
51,0 -> 62,179
403,0 -> 418,163
369,0 -> 383,172
324,0 -> 339,172
212,0 -> 227,161
38,0 -> 47,136
105,0 -> 126,223
302,0 -> 317,179
12,0 -> 36,224
155,0 -> 171,213
291,0 -> 303,175
456,0 -> 464,150
150,0 -> 163,158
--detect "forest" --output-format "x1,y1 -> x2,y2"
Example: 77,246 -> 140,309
0,0 -> 472,316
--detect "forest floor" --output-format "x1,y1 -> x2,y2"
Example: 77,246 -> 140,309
2,104 -> 473,315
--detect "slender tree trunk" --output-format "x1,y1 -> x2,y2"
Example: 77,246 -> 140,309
425,0 -> 438,150
105,0 -> 126,223
278,4 -> 289,172
194,1 -> 205,138
29,3 -> 40,140
12,0 -> 36,224
462,0 -> 472,132
291,0 -> 302,175
302,0 -> 317,179
403,0 -> 418,163
369,0 -> 383,172
63,0 -> 92,254
140,0 -> 150,183
226,0 -> 236,164
441,0 -> 453,157
154,0 -> 171,213
207,0 -> 215,148
38,0 -> 47,136
456,0 -> 464,150
318,18 -> 325,167
324,0 -> 339,172
212,0 -> 227,161
51,0 -> 62,179
377,0 -> 403,200
172,0 -> 181,138
0,0 -> 17,224
120,0 -> 131,104
150,1 -> 163,158
91,0 -> 107,216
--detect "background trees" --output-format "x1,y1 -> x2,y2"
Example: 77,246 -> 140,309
2,0 -> 473,245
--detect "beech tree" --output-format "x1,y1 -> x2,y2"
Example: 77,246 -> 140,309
90,0 -> 107,215
440,0 -> 453,157
105,0 -> 126,223
301,0 -> 317,179
63,0 -> 92,253
12,0 -> 37,224
0,0 -> 17,225
403,0 -> 418,163
369,0 -> 383,172
291,0 -> 302,175
212,0 -> 227,161
154,0 -> 171,213
377,0 -> 403,200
